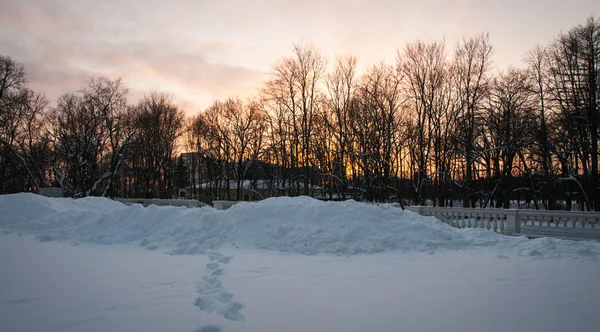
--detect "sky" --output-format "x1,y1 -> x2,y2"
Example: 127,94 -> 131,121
1,0 -> 598,114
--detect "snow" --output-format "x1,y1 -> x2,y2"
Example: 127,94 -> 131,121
1,193 -> 599,258
1,235 -> 599,332
1,193 -> 600,332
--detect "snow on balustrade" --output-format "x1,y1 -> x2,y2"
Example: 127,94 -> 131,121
407,206 -> 600,241
406,207 -> 513,234
517,210 -> 599,229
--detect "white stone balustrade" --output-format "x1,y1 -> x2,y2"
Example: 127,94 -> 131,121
406,206 -> 600,240
405,206 -> 519,235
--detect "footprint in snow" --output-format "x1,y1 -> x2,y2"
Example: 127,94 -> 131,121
208,253 -> 233,264
195,325 -> 222,332
217,256 -> 232,264
206,262 -> 220,270
194,253 -> 244,322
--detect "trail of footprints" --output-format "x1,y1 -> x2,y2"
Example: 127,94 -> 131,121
194,253 -> 245,324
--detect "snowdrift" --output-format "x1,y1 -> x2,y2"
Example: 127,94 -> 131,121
1,193 -> 599,258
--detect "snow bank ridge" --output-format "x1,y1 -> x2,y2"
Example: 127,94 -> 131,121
1,193 -> 599,258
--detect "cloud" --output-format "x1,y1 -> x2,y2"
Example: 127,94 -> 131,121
0,0 -> 268,114
0,0 -> 89,37
1,0 -> 598,115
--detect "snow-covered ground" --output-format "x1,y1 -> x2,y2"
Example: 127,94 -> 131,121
1,193 -> 599,332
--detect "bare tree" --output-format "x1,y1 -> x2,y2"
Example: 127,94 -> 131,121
0,55 -> 29,193
453,33 -> 494,207
548,17 -> 600,210
219,97 -> 266,200
324,55 -> 358,199
484,68 -> 536,208
353,62 -> 404,202
81,77 -> 130,197
399,40 -> 452,205
525,45 -> 556,209
130,92 -> 184,198
47,77 -> 130,197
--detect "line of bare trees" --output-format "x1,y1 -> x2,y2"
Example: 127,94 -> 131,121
1,17 -> 599,209
0,67 -> 185,198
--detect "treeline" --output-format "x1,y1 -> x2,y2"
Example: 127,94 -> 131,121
1,17 -> 599,210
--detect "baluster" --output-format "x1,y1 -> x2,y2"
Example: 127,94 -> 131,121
499,216 -> 505,234
546,216 -> 551,227
493,214 -> 499,232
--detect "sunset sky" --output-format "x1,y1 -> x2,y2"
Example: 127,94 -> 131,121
1,0 -> 598,114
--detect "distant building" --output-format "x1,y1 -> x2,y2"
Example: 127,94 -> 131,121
175,152 -> 325,203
